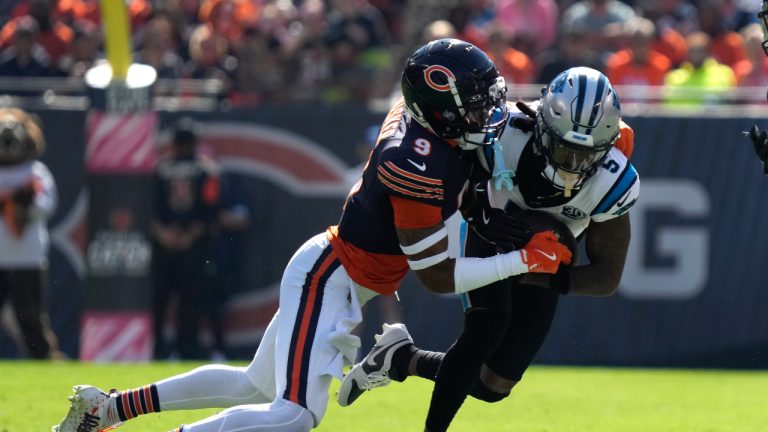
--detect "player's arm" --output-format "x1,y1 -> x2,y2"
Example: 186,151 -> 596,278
519,214 -> 630,296
392,198 -> 571,295
568,213 -> 630,296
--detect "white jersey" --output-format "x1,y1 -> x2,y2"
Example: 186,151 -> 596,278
484,104 -> 640,238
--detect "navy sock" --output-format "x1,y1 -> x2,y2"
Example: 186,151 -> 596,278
390,344 -> 418,382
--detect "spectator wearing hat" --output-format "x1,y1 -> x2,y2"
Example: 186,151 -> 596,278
561,0 -> 635,58
151,118 -> 221,360
56,20 -> 100,77
0,15 -> 50,78
0,0 -> 72,63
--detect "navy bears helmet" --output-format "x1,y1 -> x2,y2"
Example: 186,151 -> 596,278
401,38 -> 508,150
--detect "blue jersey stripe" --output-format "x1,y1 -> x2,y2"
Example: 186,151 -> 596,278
593,163 -> 638,215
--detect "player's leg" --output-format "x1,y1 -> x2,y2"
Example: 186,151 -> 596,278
470,282 -> 560,402
52,315 -> 279,432
422,279 -> 512,432
338,230 -> 508,410
173,233 -> 360,432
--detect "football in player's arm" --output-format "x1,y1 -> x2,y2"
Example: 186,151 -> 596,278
339,67 -> 640,432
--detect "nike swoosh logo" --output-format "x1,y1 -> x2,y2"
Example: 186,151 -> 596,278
365,345 -> 388,368
616,191 -> 631,208
482,209 -> 491,225
534,249 -> 557,261
407,159 -> 427,171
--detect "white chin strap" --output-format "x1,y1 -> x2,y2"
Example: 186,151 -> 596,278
458,132 -> 486,150
542,164 -> 583,197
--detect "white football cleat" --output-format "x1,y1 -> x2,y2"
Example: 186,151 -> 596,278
337,323 -> 413,407
52,385 -> 122,432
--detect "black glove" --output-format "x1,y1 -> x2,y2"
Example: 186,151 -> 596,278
12,183 -> 35,207
465,187 -> 532,252
510,100 -> 537,133
748,124 -> 768,174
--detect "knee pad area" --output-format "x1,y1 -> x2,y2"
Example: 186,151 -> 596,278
470,382 -> 510,403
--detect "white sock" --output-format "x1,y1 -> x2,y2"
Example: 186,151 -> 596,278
180,399 -> 314,432
155,365 -> 270,411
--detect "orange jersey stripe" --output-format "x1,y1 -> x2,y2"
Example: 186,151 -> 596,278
378,174 -> 445,200
327,227 -> 408,296
390,196 -> 442,229
288,251 -> 336,404
383,161 -> 443,185
377,166 -> 445,194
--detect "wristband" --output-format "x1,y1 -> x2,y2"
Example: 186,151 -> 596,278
453,251 -> 528,294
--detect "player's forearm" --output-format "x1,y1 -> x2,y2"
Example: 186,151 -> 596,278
519,264 -> 622,296
567,265 -> 622,296
415,252 -> 536,295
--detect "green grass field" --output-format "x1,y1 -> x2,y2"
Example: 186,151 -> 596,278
1,361 -> 766,431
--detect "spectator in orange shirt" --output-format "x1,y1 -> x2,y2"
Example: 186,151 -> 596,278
59,0 -> 152,30
0,0 -> 71,63
198,0 -> 257,46
605,17 -> 671,87
652,26 -> 688,68
697,0 -> 747,70
486,26 -> 534,85
735,23 -> 768,88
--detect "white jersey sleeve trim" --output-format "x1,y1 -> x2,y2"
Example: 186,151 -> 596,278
399,227 -> 448,255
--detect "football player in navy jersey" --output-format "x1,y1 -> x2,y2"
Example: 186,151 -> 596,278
339,67 -> 640,432
53,39 -> 573,432
748,1 -> 768,172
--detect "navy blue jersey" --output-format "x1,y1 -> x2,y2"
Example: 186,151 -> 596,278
328,99 -> 473,294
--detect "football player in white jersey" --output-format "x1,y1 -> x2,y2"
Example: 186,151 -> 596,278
748,1 -> 768,172
338,67 -> 640,432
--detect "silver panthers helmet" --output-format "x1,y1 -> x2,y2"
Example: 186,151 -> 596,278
534,67 -> 621,193
759,1 -> 768,55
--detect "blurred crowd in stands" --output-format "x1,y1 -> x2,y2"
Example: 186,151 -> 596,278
0,0 -> 765,104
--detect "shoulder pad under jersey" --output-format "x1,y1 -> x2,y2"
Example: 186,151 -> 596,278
590,149 -> 640,222
376,125 -> 451,206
